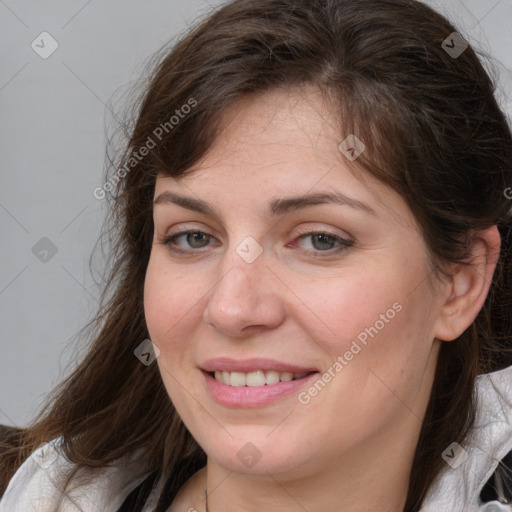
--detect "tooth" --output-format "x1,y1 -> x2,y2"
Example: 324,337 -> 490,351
265,370 -> 280,385
246,370 -> 266,387
214,369 -> 305,386
230,371 -> 246,387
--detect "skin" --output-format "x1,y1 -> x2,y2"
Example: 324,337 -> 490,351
143,86 -> 500,512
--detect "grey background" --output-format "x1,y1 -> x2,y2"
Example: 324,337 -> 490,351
1,0 -> 511,428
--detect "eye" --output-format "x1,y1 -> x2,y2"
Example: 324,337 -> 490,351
293,231 -> 353,257
162,230 -> 216,253
160,229 -> 353,258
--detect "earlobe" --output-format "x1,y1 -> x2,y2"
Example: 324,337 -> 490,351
435,225 -> 501,342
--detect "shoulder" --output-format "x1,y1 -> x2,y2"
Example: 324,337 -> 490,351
421,365 -> 512,512
0,437 -> 153,512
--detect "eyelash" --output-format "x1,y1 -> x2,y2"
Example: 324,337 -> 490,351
160,229 -> 353,258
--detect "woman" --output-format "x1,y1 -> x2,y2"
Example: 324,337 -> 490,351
1,0 -> 511,510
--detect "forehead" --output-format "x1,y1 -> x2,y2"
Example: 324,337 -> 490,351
153,87 -> 412,228
157,88 -> 356,188
209,86 -> 340,158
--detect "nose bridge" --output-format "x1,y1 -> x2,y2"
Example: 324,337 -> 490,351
213,234 -> 267,306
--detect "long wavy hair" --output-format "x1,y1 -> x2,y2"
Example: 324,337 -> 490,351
2,0 -> 512,510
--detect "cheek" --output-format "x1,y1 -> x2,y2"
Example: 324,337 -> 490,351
293,268 -> 403,356
143,255 -> 208,411
296,253 -> 433,377
292,270 -> 434,439
143,255 -> 203,355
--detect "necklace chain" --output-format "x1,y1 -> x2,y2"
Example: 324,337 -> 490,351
204,487 -> 209,512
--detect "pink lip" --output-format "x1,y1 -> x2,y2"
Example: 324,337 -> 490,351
201,364 -> 319,408
201,357 -> 317,374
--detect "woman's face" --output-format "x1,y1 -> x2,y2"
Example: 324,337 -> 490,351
144,87 -> 445,479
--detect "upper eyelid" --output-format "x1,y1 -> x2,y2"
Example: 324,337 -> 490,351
161,225 -> 351,240
159,219 -> 352,237
161,223 -> 219,240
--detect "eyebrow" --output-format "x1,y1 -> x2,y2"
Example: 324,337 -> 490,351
153,190 -> 376,217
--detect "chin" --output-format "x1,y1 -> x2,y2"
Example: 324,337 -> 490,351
198,433 -> 316,477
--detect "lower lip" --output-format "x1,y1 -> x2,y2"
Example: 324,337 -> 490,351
202,370 -> 320,408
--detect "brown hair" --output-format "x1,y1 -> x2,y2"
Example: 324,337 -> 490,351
2,0 -> 512,510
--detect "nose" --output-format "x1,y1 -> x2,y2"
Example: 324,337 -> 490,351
202,240 -> 286,337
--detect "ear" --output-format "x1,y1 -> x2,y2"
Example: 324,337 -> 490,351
434,225 -> 501,342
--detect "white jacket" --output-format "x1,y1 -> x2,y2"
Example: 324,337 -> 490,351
1,365 -> 512,512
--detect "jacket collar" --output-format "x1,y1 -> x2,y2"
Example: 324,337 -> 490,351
421,364 -> 512,511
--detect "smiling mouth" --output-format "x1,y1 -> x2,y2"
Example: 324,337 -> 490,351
209,370 -> 315,387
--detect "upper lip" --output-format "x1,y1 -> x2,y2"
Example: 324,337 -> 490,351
201,357 -> 318,374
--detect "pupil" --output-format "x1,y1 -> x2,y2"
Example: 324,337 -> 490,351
188,232 -> 208,248
314,234 -> 333,250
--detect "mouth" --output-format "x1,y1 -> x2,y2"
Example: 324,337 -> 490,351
200,358 -> 320,407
